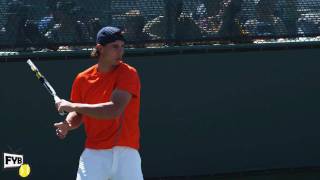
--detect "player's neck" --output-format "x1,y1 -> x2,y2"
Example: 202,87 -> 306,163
97,62 -> 113,73
97,58 -> 120,73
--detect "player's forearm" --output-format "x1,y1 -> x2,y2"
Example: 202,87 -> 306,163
73,102 -> 121,120
65,111 -> 82,130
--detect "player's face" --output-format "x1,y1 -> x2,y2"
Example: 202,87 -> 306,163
100,40 -> 125,65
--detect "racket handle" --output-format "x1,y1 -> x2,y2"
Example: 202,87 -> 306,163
54,96 -> 66,116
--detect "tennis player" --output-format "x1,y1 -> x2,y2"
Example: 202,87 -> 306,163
54,26 -> 143,180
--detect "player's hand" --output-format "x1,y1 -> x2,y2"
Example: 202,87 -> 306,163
54,121 -> 70,139
55,99 -> 76,113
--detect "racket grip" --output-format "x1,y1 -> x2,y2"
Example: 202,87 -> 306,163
54,95 -> 61,103
54,96 -> 66,116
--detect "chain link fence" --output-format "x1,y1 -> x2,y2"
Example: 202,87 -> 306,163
0,0 -> 320,50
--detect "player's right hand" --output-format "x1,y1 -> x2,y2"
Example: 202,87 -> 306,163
54,121 -> 70,139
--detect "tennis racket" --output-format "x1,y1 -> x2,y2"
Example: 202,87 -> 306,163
26,59 -> 65,116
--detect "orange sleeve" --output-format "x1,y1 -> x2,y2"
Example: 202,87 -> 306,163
115,68 -> 140,97
70,75 -> 82,103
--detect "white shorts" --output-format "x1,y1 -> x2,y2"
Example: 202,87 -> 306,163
76,146 -> 144,180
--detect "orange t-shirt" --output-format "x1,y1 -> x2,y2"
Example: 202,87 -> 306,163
70,61 -> 141,150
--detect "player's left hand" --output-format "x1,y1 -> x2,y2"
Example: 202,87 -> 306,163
55,99 -> 76,113
54,121 -> 70,139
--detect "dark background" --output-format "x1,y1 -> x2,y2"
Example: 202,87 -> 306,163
1,47 -> 320,179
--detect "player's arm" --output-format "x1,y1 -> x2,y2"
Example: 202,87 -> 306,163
65,111 -> 82,130
54,112 -> 82,139
56,89 -> 131,120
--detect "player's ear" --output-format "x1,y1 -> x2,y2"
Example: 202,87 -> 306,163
96,44 -> 103,52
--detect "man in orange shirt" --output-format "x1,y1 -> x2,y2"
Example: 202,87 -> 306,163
54,26 -> 143,180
